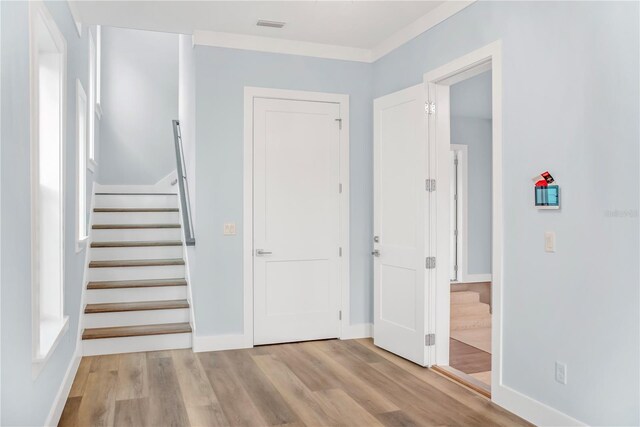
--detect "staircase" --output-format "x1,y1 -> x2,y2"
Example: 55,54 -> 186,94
450,291 -> 491,330
81,186 -> 193,356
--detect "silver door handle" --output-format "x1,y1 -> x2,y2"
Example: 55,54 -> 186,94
256,249 -> 272,256
371,249 -> 380,257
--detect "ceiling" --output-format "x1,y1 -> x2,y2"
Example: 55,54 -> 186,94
74,1 -> 444,49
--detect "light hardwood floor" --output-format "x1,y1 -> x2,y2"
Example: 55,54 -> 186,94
59,338 -> 530,427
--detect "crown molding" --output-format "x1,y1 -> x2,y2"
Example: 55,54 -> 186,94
193,30 -> 372,63
192,1 -> 475,63
370,0 -> 475,62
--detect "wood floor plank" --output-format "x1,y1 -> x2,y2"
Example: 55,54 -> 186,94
75,370 -> 118,427
146,355 -> 191,427
312,388 -> 385,427
220,350 -> 301,426
114,398 -> 149,427
268,342 -> 343,391
301,340 -> 399,414
60,340 -> 530,427
197,352 -> 268,427
68,358 -> 93,398
356,339 -> 530,426
171,349 -> 229,427
450,338 -> 492,374
375,410 -> 421,427
252,354 -> 338,426
58,396 -> 82,427
116,352 -> 148,401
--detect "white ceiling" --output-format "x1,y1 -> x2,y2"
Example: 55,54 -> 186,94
74,1 -> 446,49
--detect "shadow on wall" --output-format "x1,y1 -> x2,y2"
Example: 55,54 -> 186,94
98,26 -> 179,185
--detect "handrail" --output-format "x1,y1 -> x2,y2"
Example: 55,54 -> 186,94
172,120 -> 195,246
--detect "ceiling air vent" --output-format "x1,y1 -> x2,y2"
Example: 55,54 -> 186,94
256,20 -> 286,29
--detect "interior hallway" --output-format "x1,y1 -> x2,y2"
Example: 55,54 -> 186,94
59,338 -> 529,427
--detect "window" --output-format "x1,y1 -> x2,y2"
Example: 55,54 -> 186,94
88,29 -> 97,170
29,1 -> 69,371
76,79 -> 88,250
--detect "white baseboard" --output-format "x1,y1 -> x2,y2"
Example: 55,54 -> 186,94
341,322 -> 373,340
44,348 -> 81,427
493,384 -> 585,426
192,333 -> 251,352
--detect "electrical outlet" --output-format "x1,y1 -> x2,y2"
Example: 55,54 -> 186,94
223,222 -> 236,235
545,231 -> 556,252
555,361 -> 567,385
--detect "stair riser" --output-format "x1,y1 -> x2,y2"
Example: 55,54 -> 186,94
85,286 -> 187,304
94,194 -> 178,209
92,228 -> 182,242
93,212 -> 180,224
82,332 -> 191,356
451,304 -> 490,317
83,308 -> 190,328
90,246 -> 183,261
96,185 -> 176,194
451,317 -> 492,331
88,265 -> 185,282
451,293 -> 480,304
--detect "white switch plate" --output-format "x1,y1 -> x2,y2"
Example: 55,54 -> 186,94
555,361 -> 567,384
545,231 -> 556,252
223,223 -> 236,235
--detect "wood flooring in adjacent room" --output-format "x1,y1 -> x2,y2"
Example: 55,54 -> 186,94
59,338 -> 530,427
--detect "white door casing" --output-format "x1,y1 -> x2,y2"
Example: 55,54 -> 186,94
253,97 -> 342,345
373,84 -> 429,366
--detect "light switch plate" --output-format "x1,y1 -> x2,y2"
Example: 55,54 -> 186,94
223,223 -> 236,235
555,361 -> 567,384
545,231 -> 555,252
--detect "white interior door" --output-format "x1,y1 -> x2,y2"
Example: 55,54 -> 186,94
253,97 -> 341,346
373,84 -> 429,366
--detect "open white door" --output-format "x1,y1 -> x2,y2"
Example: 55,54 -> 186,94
373,84 -> 430,366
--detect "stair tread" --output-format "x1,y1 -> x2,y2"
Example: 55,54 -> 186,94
91,240 -> 183,248
87,278 -> 187,289
89,258 -> 185,268
82,322 -> 192,340
85,299 -> 189,313
93,224 -> 181,229
94,208 -> 179,212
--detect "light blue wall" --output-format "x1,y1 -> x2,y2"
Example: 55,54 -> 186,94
192,46 -> 373,335
1,1 -> 98,425
451,71 -> 492,275
374,1 -> 639,425
98,27 -> 178,184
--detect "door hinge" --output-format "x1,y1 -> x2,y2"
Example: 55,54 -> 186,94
425,333 -> 435,346
339,310 -> 342,320
339,183 -> 343,193
339,247 -> 342,257
335,118 -> 342,130
426,256 -> 436,269
425,101 -> 436,115
425,179 -> 436,192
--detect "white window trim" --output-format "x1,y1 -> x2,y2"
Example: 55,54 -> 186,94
75,79 -> 88,252
29,0 -> 69,377
95,25 -> 102,117
87,29 -> 97,171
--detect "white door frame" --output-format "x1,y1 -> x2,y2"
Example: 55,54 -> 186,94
423,41 -> 503,387
243,87 -> 350,347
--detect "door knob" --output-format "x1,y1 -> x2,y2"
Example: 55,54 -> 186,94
371,249 -> 380,257
255,249 -> 272,256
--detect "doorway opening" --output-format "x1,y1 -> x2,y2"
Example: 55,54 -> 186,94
447,70 -> 493,393
424,42 -> 502,399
